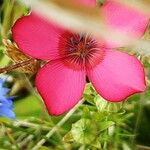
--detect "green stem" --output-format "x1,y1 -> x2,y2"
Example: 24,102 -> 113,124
131,93 -> 145,146
32,100 -> 84,150
103,115 -> 108,150
13,121 -> 50,131
5,127 -> 19,150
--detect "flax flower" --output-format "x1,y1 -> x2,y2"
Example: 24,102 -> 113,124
0,78 -> 15,120
12,0 -> 149,115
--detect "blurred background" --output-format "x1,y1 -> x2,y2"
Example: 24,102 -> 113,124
0,0 -> 150,149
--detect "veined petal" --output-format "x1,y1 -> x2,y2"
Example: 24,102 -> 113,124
101,0 -> 149,47
36,61 -> 86,115
87,50 -> 146,102
12,12 -> 65,60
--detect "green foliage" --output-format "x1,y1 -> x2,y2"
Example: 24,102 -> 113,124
1,0 -> 27,39
71,118 -> 97,144
0,0 -> 150,150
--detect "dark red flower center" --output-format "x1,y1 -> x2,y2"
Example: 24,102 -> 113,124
58,32 -> 105,70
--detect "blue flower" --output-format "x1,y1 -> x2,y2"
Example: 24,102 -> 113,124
0,78 -> 16,120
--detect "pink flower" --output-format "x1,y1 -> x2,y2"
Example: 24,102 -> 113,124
12,0 -> 149,115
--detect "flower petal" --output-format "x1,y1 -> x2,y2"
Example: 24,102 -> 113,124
12,12 -> 64,60
74,0 -> 96,7
101,0 -> 149,47
36,61 -> 86,115
0,108 -> 16,120
87,50 -> 146,102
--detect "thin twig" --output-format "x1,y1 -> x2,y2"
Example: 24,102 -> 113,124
32,100 -> 84,150
0,59 -> 36,74
13,121 -> 51,131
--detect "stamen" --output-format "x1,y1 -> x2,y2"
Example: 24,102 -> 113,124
58,32 -> 105,70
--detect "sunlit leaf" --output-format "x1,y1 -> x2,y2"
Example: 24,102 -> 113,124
99,121 -> 115,132
71,119 -> 97,144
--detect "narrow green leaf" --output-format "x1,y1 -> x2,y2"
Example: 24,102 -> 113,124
99,121 -> 115,132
